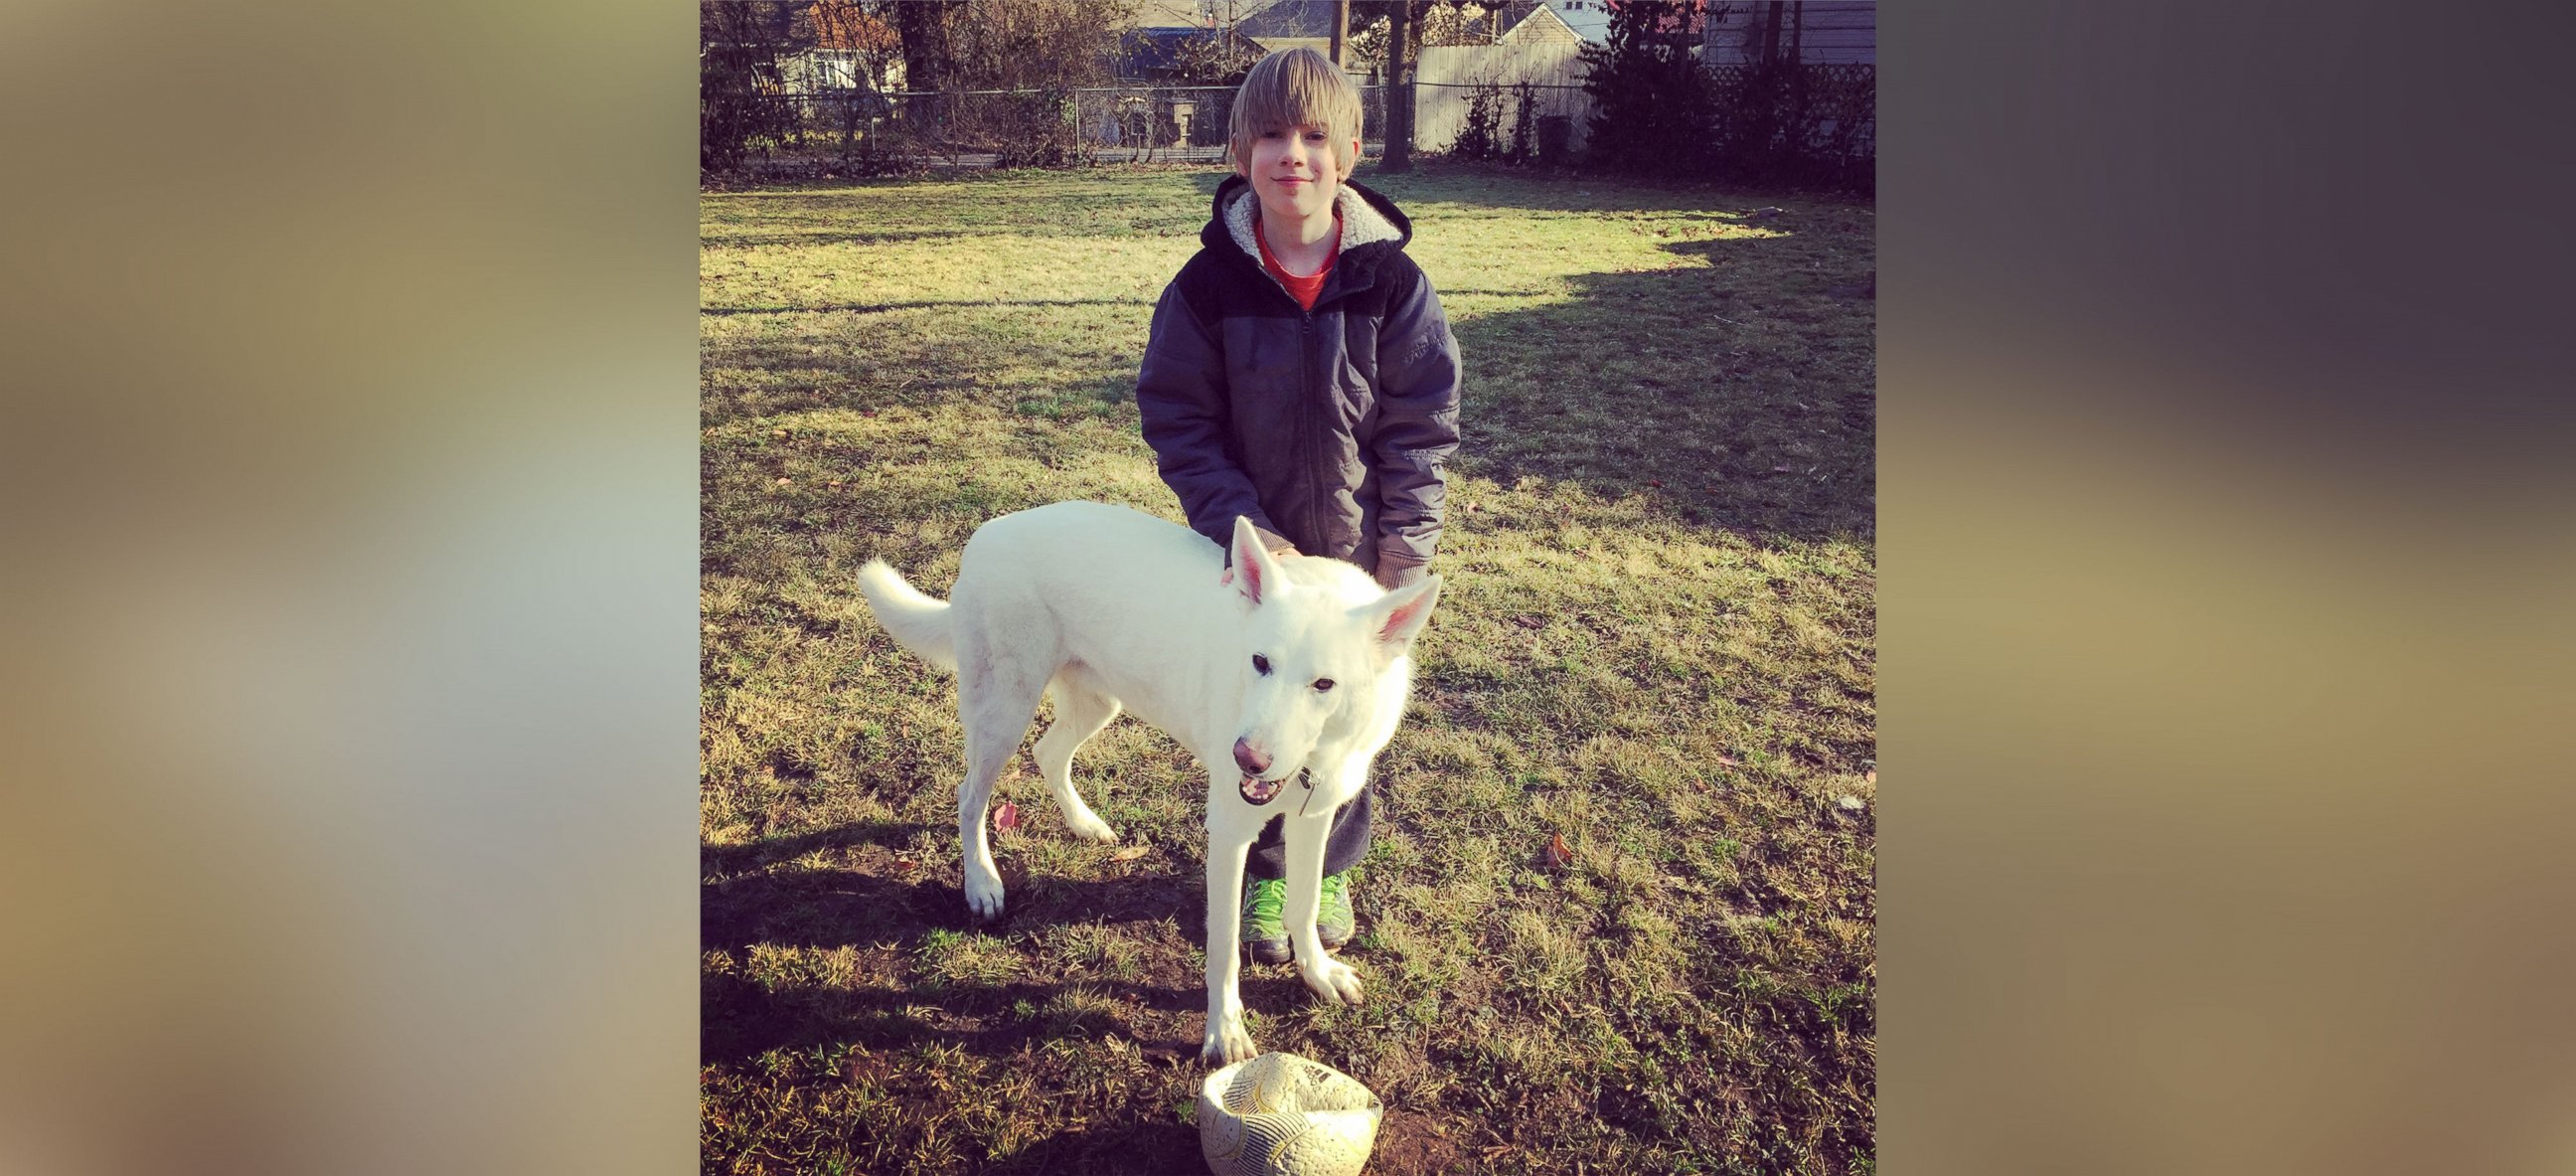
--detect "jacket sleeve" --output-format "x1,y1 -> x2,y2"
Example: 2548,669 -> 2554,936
1367,263 -> 1463,587
1135,278 -> 1293,556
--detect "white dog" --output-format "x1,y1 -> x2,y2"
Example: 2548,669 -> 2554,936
858,501 -> 1441,1065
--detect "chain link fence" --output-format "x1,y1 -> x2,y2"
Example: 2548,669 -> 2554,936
708,69 -> 1865,193
720,84 -> 1388,175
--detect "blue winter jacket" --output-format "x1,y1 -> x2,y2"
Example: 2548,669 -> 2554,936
1135,175 -> 1463,587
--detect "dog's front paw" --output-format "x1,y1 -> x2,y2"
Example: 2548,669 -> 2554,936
1203,1015 -> 1257,1067
1301,957 -> 1365,1007
963,866 -> 1006,922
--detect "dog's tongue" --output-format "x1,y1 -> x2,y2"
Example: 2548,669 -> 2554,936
1239,776 -> 1282,805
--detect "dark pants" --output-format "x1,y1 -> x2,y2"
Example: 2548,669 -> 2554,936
1243,783 -> 1371,880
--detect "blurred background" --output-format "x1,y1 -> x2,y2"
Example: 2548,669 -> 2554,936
0,1 -> 2568,1173
0,2 -> 697,1173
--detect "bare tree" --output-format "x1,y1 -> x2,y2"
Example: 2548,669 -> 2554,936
1377,1 -> 1419,171
891,2 -> 955,93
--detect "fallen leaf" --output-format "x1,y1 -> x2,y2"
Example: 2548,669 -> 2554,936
774,476 -> 792,486
827,479 -> 843,489
773,428 -> 789,438
994,801 -> 1019,833
1772,464 -> 1794,474
1110,846 -> 1148,862
1838,795 -> 1865,812
1715,754 -> 1741,766
1864,768 -> 1875,784
1540,831 -> 1572,871
1512,615 -> 1544,629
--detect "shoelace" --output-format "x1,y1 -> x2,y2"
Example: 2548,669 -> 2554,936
1244,878 -> 1286,928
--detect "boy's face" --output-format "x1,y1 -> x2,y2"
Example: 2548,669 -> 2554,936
1240,123 -> 1357,224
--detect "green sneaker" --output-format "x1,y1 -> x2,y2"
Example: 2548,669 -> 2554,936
1241,877 -> 1290,964
1240,872 -> 1358,963
1318,869 -> 1356,952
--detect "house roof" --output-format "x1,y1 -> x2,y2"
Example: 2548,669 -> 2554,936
1130,0 -> 1209,27
1234,0 -> 1341,40
1232,0 -> 1558,47
1120,26 -> 1262,75
808,6 -> 897,53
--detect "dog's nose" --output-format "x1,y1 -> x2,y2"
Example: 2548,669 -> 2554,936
1232,739 -> 1271,776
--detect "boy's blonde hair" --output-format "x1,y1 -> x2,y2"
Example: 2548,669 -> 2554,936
1227,48 -> 1365,176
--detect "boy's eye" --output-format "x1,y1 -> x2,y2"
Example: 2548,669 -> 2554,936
1252,654 -> 1270,675
1313,678 -> 1335,692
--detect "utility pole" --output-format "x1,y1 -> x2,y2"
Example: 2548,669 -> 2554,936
1330,0 -> 1350,71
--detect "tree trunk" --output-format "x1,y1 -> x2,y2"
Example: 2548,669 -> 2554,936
1379,1 -> 1414,171
893,1 -> 950,94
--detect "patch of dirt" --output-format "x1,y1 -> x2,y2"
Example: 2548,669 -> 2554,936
1369,1110 -> 1470,1174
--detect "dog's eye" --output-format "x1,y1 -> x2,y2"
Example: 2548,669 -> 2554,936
1313,678 -> 1335,692
1251,654 -> 1270,675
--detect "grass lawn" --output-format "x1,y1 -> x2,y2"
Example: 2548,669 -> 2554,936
702,162 -> 1875,1175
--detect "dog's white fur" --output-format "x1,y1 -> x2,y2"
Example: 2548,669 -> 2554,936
858,501 -> 1440,1065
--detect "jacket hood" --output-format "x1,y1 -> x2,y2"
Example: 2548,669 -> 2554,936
1200,174 -> 1412,276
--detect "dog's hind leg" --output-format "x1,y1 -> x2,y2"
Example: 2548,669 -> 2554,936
1033,674 -> 1122,844
954,647 -> 1051,923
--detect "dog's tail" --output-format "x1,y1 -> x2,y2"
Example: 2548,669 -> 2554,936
857,560 -> 957,673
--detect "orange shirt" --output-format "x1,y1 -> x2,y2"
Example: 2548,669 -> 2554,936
1254,211 -> 1341,311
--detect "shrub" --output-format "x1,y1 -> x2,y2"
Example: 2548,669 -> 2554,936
1577,1 -> 1717,178
1453,81 -> 1505,161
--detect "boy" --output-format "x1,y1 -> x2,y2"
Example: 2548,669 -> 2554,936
1134,48 -> 1463,965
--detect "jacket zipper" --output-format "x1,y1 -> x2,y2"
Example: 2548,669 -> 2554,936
1298,308 -> 1320,551
1248,218 -> 1345,560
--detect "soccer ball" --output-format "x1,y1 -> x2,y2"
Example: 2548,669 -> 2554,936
1197,1052 -> 1383,1176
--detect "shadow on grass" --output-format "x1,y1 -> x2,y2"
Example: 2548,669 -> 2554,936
984,1124 -> 1204,1176
703,852 -> 1332,1071
700,818 -> 938,877
1449,236 -> 1874,542
703,861 -> 1209,954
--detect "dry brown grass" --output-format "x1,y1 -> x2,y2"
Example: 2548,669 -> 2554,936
704,161 -> 1874,1175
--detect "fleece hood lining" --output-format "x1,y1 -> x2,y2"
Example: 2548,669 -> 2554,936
1221,183 -> 1404,265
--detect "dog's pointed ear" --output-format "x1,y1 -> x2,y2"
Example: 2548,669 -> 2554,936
1365,574 -> 1441,658
1229,516 -> 1279,605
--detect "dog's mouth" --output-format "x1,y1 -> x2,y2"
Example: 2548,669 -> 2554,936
1238,774 -> 1288,805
